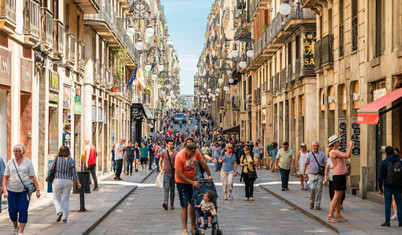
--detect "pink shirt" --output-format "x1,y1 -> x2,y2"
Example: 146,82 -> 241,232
330,150 -> 348,175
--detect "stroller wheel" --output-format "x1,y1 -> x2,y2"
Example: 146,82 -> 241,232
212,228 -> 217,235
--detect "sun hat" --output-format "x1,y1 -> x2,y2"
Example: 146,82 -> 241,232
328,135 -> 341,147
300,143 -> 307,147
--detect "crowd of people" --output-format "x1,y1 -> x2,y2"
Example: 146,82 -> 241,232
0,107 -> 401,235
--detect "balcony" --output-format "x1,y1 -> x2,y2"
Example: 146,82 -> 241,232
314,34 -> 334,71
65,33 -> 76,65
85,0 -> 136,65
74,0 -> 100,14
249,0 -> 268,20
23,0 -> 40,46
44,8 -> 53,49
53,20 -> 64,58
78,41 -> 85,72
222,8 -> 230,28
246,7 -> 315,72
0,0 -> 16,34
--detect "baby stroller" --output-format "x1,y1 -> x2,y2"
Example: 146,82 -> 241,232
192,179 -> 223,235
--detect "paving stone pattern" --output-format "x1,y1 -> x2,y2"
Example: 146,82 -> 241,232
91,168 -> 335,235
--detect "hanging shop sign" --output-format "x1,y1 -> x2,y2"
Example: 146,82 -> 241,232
74,84 -> 81,102
261,109 -> 266,124
50,71 -> 59,92
351,121 -> 360,156
63,85 -> 71,109
303,32 -> 316,69
74,102 -> 82,115
20,58 -> 33,93
339,119 -> 347,152
0,47 -> 11,86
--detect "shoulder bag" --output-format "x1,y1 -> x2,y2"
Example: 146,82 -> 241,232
248,156 -> 258,180
311,152 -> 325,175
167,151 -> 175,175
12,159 -> 36,200
46,157 -> 58,183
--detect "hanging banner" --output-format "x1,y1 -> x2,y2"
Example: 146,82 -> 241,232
303,32 -> 316,68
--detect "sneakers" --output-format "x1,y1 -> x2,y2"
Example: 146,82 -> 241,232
93,187 -> 99,191
56,213 -> 63,222
391,214 -> 398,220
182,229 -> 188,235
62,219 -> 67,223
125,172 -> 129,175
228,194 -> 234,199
13,226 -> 19,235
245,197 -> 249,201
162,203 -> 168,210
224,195 -> 228,200
170,205 -> 175,210
249,197 -> 254,201
200,223 -> 206,229
315,206 -> 321,210
309,203 -> 314,209
130,173 -> 133,176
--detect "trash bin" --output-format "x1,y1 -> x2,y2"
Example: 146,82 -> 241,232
73,171 -> 91,194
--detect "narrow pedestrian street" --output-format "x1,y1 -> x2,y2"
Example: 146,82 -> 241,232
90,166 -> 334,235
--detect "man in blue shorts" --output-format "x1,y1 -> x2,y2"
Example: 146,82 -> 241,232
175,142 -> 213,235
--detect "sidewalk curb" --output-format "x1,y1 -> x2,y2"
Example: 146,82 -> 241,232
82,168 -> 156,235
259,185 -> 340,235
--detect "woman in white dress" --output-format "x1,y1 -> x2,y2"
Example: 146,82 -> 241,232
296,143 -> 309,190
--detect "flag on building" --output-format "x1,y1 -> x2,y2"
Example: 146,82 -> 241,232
127,67 -> 137,88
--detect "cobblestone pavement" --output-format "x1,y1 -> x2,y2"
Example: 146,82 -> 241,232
91,167 -> 335,235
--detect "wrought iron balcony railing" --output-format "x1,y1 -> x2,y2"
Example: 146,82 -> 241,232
315,34 -> 334,70
45,8 -> 53,47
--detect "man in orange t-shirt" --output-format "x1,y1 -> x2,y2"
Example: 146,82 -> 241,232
175,141 -> 212,235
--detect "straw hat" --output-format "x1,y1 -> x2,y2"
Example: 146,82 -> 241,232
328,135 -> 341,147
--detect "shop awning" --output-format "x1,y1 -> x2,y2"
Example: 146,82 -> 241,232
222,125 -> 240,134
130,103 -> 154,120
356,88 -> 402,124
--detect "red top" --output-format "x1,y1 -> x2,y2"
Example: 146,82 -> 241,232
86,145 -> 97,166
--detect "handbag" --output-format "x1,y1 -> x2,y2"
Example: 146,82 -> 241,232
12,159 -> 36,200
244,156 -> 257,180
46,157 -> 58,183
345,160 -> 351,176
311,152 -> 325,175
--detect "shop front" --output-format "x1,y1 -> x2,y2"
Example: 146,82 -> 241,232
0,46 -> 11,163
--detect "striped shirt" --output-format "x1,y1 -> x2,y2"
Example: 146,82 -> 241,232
51,156 -> 79,181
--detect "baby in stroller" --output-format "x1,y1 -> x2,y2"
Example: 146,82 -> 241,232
193,179 -> 222,235
196,190 -> 217,229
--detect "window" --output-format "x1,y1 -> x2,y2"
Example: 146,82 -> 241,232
328,8 -> 333,35
375,0 -> 382,57
352,0 -> 358,51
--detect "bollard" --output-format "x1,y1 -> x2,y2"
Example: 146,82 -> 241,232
73,171 -> 91,212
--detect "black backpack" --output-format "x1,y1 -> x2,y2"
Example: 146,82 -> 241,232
386,160 -> 402,187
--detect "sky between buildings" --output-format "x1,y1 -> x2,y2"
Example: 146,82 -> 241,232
162,0 -> 215,96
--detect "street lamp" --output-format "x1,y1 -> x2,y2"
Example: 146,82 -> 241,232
218,78 -> 223,84
207,88 -> 211,92
152,73 -> 157,80
229,78 -> 234,84
279,1 -> 291,15
135,41 -> 143,50
145,64 -> 152,71
127,26 -> 135,36
158,64 -> 164,71
223,86 -> 229,91
145,20 -> 154,37
215,88 -> 220,93
231,44 -> 238,58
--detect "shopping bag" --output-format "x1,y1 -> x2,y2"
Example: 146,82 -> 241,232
304,178 -> 310,190
156,172 -> 163,188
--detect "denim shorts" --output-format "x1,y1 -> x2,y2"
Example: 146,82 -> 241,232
176,183 -> 193,207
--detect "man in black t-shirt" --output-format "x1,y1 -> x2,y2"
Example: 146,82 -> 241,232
124,141 -> 136,175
